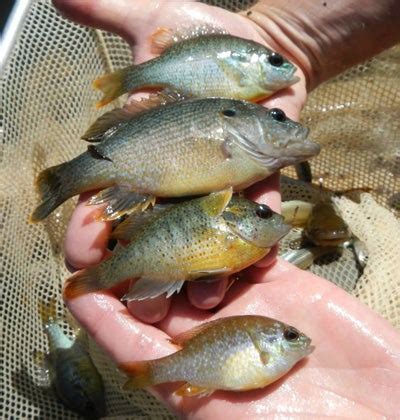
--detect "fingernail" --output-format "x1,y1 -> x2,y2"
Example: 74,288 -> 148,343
187,278 -> 228,310
127,295 -> 171,324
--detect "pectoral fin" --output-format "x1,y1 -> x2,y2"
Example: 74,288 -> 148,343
174,383 -> 214,397
247,330 -> 270,365
121,278 -> 185,301
88,185 -> 155,221
200,188 -> 233,217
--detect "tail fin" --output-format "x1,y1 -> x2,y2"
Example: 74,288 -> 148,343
38,297 -> 58,328
30,164 -> 68,223
63,267 -> 102,300
93,66 -> 132,108
119,361 -> 154,390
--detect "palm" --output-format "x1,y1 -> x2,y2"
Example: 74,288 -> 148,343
55,0 -> 400,417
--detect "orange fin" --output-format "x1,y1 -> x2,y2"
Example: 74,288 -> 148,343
63,268 -> 100,300
175,383 -> 214,397
150,25 -> 227,55
120,361 -> 153,390
83,92 -> 185,142
93,66 -> 132,108
87,186 -> 155,221
169,318 -> 229,347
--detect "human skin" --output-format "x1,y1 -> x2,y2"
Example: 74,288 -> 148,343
54,0 -> 400,417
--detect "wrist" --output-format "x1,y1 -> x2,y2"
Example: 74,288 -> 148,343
244,0 -> 400,90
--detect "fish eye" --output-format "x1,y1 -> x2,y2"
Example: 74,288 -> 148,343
268,53 -> 284,67
222,109 -> 236,117
284,327 -> 300,341
270,108 -> 286,122
256,204 -> 273,219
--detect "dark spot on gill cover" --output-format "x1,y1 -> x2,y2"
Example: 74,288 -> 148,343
246,11 -> 252,16
323,2 -> 327,6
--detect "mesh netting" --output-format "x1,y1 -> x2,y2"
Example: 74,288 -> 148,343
1,0 -> 399,418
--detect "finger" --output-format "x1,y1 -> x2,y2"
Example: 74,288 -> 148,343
127,295 -> 172,324
245,172 -> 281,212
64,192 -> 112,269
52,0 -> 140,41
186,277 -> 228,310
65,292 -> 175,363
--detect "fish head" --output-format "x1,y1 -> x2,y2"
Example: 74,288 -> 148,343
252,320 -> 314,372
257,49 -> 300,92
221,103 -> 320,170
222,196 -> 290,247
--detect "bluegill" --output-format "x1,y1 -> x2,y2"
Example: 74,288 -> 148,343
35,300 -> 105,418
94,28 -> 299,107
63,189 -> 289,301
304,201 -> 351,246
31,95 -> 319,222
120,315 -> 314,396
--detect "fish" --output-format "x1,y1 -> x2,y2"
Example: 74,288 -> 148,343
119,315 -> 314,396
304,201 -> 351,246
93,27 -> 299,108
63,189 -> 290,301
34,299 -> 105,418
31,95 -> 319,222
281,246 -> 342,270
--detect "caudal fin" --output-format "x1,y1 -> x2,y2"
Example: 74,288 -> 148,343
93,66 -> 132,108
63,268 -> 102,300
119,361 -> 154,390
30,164 -> 68,223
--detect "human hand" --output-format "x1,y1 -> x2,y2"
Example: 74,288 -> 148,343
54,0 -> 400,416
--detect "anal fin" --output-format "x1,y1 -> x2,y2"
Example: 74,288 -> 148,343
88,185 -> 155,221
175,383 -> 214,398
122,278 -> 185,301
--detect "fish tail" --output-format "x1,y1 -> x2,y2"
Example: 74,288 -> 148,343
38,297 -> 58,327
120,361 -> 154,390
93,66 -> 133,108
63,267 -> 103,300
30,163 -> 69,223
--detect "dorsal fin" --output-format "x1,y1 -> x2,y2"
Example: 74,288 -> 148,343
111,204 -> 173,241
81,92 -> 185,142
150,25 -> 227,55
169,318 -> 229,347
200,188 -> 233,217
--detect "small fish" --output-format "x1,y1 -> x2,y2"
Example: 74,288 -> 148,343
351,239 -> 369,269
63,189 -> 290,301
34,299 -> 105,418
93,27 -> 299,107
281,246 -> 342,270
119,315 -> 314,396
304,201 -> 351,246
31,95 -> 319,222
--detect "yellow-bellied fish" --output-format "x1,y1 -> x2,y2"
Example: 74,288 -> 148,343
63,189 -> 289,301
93,27 -> 299,108
34,300 -> 105,418
120,315 -> 314,396
31,95 -> 319,222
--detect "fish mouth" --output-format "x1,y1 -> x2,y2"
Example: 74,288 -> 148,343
304,345 -> 316,356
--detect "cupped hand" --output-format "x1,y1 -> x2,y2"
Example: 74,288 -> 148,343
56,0 -> 306,321
54,0 -> 400,417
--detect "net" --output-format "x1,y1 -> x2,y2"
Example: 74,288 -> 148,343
1,0 -> 399,418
